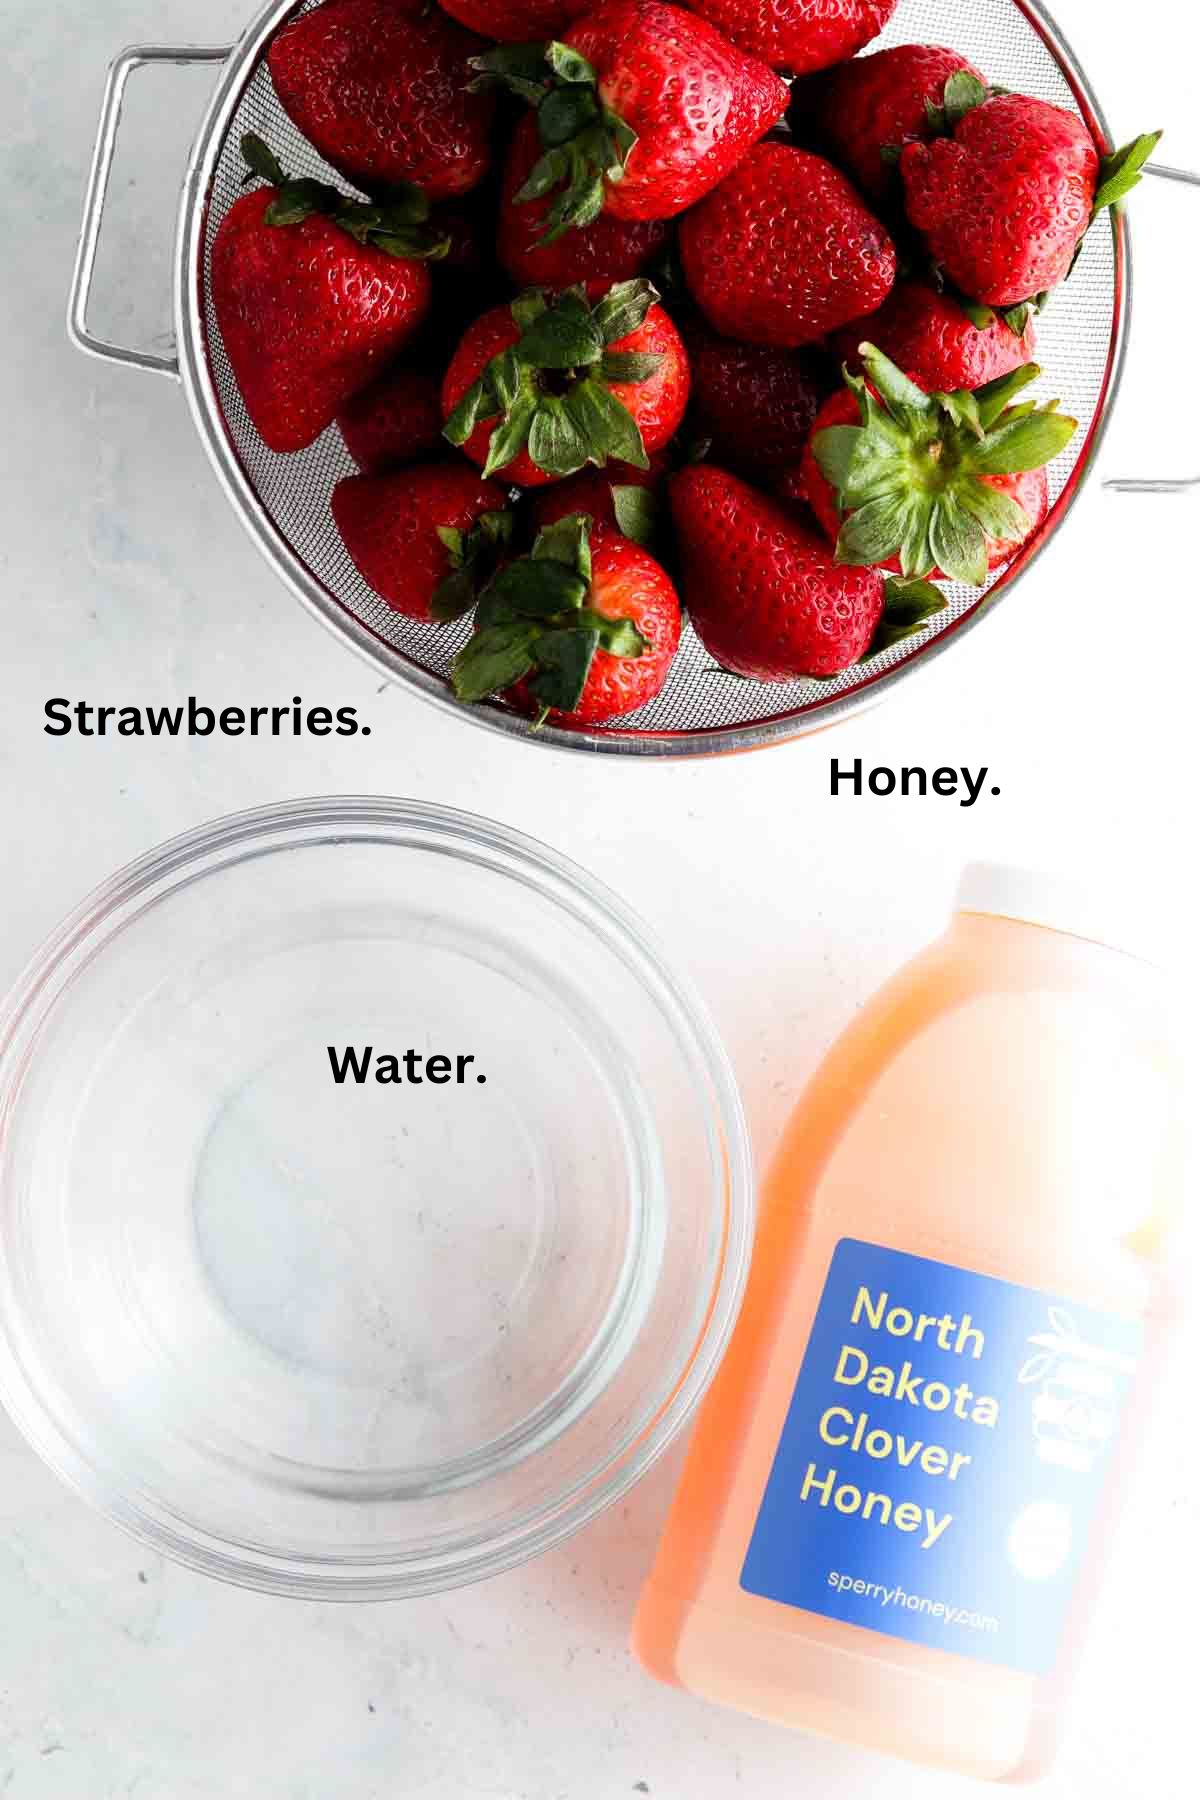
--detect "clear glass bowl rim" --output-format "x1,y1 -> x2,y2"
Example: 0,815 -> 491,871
0,795 -> 754,1599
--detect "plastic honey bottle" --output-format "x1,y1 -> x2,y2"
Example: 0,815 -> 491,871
634,865 -> 1180,1781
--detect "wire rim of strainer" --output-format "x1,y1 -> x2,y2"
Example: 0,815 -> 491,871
174,0 -> 1131,758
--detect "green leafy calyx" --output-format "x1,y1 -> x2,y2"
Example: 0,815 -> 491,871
954,287 -> 1047,339
922,71 -> 996,138
240,134 -> 449,261
864,577 -> 948,659
1092,130 -> 1162,217
882,75 -> 997,172
450,513 -> 649,725
431,510 -> 515,622
470,41 -> 636,243
442,281 -> 664,481
610,483 -> 660,549
813,345 -> 1078,586
948,125 -> 1162,330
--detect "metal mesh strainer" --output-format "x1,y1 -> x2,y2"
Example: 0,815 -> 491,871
71,0 -> 1178,754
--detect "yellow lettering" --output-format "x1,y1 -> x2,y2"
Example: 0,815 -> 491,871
957,1313 -> 985,1359
850,1286 -> 887,1330
834,1343 -> 869,1386
799,1462 -> 836,1505
819,1406 -> 853,1447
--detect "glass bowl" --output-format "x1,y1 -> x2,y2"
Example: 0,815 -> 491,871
0,798 -> 752,1599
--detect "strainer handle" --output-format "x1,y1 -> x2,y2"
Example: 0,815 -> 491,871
69,44 -> 232,381
1105,162 -> 1200,493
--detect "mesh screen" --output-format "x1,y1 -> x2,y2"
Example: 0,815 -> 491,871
197,0 -> 1118,746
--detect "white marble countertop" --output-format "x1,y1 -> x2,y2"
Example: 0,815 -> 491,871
2,0 -> 1199,1793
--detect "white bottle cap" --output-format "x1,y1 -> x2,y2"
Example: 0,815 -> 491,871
954,861 -> 1155,964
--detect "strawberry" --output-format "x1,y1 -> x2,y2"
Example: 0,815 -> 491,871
442,280 -> 689,487
267,0 -> 494,202
211,137 -> 442,453
337,367 -> 444,473
770,463 -> 817,513
451,513 -> 681,726
801,385 -> 1050,572
498,115 -> 670,289
683,320 -> 833,471
830,279 -> 1035,394
439,0 -> 593,43
670,465 -> 945,680
900,91 -> 1161,309
332,462 -> 511,619
531,453 -> 667,543
472,4 -> 788,229
801,346 -> 1076,585
801,46 -> 985,202
679,142 -> 896,347
685,0 -> 898,76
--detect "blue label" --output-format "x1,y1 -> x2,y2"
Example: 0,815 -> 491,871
741,1239 -> 1140,1674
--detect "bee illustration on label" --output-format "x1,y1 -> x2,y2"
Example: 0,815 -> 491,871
1018,1308 -> 1135,1473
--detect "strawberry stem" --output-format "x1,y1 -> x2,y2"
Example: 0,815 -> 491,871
1092,130 -> 1163,216
469,43 -> 637,244
431,511 -> 515,622
864,577 -> 948,659
815,344 -> 1077,586
443,281 -> 664,481
239,134 -> 450,262
450,514 -> 648,721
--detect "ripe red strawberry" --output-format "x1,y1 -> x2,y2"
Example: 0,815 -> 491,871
337,367 -> 444,473
686,0 -> 898,76
679,143 -> 896,347
439,0 -> 593,43
442,281 -> 689,487
683,320 -> 834,471
332,462 -> 511,619
498,115 -> 670,289
211,137 -> 441,453
474,3 -> 788,229
830,279 -> 1036,393
531,453 -> 667,539
901,95 -> 1160,308
770,463 -> 817,512
801,45 -> 985,202
670,465 -> 945,679
800,347 -> 1075,585
452,514 -> 681,726
267,0 -> 494,202
801,386 -> 1050,572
